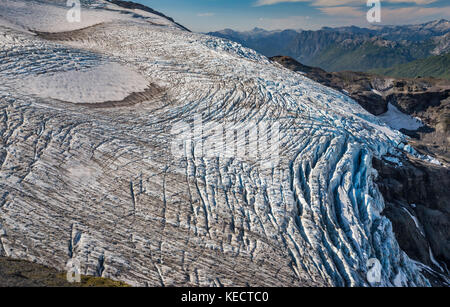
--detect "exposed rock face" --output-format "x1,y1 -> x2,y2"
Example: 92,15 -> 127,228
374,157 -> 450,286
374,158 -> 450,266
432,32 -> 450,55
395,93 -> 450,164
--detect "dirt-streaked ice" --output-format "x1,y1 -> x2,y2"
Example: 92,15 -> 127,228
16,63 -> 148,103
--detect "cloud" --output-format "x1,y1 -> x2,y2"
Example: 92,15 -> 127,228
317,4 -> 450,17
253,0 -> 447,24
254,0 -> 439,6
197,12 -> 216,17
381,0 -> 438,4
255,15 -> 321,30
253,0 -> 309,7
379,6 -> 450,22
311,0 -> 364,6
318,6 -> 363,17
316,5 -> 450,25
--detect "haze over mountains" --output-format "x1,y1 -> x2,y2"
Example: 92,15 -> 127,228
208,19 -> 450,77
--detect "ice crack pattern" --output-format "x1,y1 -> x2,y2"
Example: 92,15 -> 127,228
0,0 -> 430,286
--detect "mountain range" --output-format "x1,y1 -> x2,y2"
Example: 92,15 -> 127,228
208,20 -> 450,75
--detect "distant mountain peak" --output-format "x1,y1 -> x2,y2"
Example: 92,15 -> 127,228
213,18 -> 449,37
208,18 -> 449,72
251,27 -> 267,32
428,18 -> 449,25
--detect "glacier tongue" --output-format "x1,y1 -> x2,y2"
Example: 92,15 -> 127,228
0,0 -> 431,286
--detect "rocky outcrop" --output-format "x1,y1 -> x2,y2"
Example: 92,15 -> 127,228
393,92 -> 450,164
373,157 -> 449,266
373,156 -> 449,286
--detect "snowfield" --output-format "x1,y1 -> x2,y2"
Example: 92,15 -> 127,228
378,103 -> 424,131
16,63 -> 149,103
0,0 -> 182,32
0,0 -> 433,286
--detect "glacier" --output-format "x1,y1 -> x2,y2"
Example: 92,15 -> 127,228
0,0 -> 433,286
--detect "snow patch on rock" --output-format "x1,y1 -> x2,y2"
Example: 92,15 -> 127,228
378,103 -> 424,131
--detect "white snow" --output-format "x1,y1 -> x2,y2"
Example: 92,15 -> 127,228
371,89 -> 383,96
0,0 -> 110,32
393,271 -> 407,287
378,103 -> 424,131
0,0 -> 433,287
0,14 -> 33,34
384,156 -> 403,166
398,143 -> 443,165
402,207 -> 425,236
14,63 -> 148,103
424,155 -> 442,165
429,248 -> 444,272
0,0 -> 181,33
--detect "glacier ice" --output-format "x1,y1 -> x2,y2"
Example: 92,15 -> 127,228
0,0 -> 433,287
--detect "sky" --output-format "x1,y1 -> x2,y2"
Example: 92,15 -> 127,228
133,0 -> 450,32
